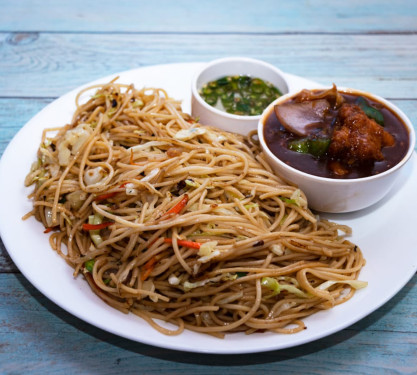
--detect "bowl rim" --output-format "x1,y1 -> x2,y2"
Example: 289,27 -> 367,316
258,86 -> 416,184
191,56 -> 289,122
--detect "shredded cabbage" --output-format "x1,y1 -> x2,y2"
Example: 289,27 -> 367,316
132,99 -> 143,108
126,188 -> 138,195
198,241 -> 218,257
57,123 -> 92,166
129,142 -> 169,153
213,207 -> 238,216
184,277 -> 217,291
183,272 -> 235,291
142,280 -> 158,302
244,202 -> 259,210
124,183 -> 138,195
270,243 -> 284,256
317,279 -> 368,291
175,127 -> 206,141
185,179 -> 200,188
197,241 -> 219,263
205,131 -> 226,143
141,168 -> 160,182
290,189 -> 307,208
84,166 -> 106,186
188,203 -> 210,212
67,190 -> 87,210
261,277 -> 310,298
198,250 -> 220,263
45,207 -> 54,227
88,213 -> 104,247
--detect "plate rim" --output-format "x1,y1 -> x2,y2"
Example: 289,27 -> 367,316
0,62 -> 416,354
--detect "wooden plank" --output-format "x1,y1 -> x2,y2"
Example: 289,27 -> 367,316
1,1 -> 415,373
0,239 -> 18,273
0,98 -> 52,157
1,0 -> 417,33
1,33 -> 417,99
0,273 -> 416,374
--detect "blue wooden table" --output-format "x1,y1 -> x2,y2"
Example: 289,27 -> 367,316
1,1 -> 416,373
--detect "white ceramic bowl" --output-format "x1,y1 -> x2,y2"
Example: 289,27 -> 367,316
191,57 -> 290,135
258,87 -> 416,213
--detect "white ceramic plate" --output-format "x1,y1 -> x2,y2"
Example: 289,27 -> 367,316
0,63 -> 416,354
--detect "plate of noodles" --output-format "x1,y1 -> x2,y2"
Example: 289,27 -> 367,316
0,63 -> 416,354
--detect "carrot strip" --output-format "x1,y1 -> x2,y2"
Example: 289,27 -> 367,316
43,227 -> 57,233
141,256 -> 157,281
160,194 -> 189,220
144,256 -> 157,270
140,268 -> 153,281
164,238 -> 201,249
130,149 -> 141,166
94,191 -> 119,202
82,222 -> 114,231
94,182 -> 129,201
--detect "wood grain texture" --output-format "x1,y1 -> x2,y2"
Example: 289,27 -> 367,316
0,274 -> 416,375
1,33 -> 417,99
0,239 -> 17,273
1,0 -> 417,33
1,0 -> 417,373
0,98 -> 52,155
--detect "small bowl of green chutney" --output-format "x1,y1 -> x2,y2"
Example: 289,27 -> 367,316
191,57 -> 290,135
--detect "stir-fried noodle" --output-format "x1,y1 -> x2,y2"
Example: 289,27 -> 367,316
24,81 -> 366,337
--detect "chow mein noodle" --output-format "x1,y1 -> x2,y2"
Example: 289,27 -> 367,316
24,80 -> 366,337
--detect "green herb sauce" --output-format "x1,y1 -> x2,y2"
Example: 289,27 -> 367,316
199,75 -> 282,116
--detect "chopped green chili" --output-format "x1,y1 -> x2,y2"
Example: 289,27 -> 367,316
279,197 -> 297,205
288,139 -> 310,154
85,259 -> 95,272
308,138 -> 331,157
199,75 -> 282,116
355,96 -> 384,126
288,138 -> 331,158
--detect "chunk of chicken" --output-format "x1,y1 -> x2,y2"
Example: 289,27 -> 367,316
328,103 -> 394,165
